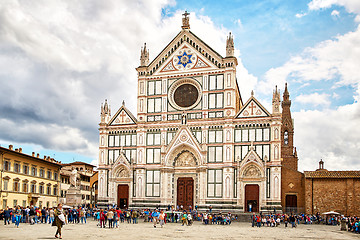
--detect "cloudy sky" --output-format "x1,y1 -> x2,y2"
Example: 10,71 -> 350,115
0,0 -> 359,171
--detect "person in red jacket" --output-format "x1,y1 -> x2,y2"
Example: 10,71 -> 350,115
99,209 -> 106,228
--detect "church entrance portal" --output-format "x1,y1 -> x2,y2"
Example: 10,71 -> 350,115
245,184 -> 259,212
285,195 -> 297,213
177,177 -> 194,210
117,184 -> 129,209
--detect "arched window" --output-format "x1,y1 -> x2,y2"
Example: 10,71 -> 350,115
284,131 -> 289,145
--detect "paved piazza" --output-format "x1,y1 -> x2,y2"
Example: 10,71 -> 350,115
0,220 -> 357,240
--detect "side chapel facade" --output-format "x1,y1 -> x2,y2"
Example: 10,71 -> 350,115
97,13 -> 303,213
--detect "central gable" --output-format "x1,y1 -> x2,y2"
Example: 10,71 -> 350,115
155,43 -> 219,75
148,30 -> 224,76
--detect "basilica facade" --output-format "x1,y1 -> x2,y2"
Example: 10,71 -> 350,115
97,13 -> 299,213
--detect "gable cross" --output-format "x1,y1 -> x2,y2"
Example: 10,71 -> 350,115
182,11 -> 190,29
249,102 -> 256,115
120,111 -> 127,122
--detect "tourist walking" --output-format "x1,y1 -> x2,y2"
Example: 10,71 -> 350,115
107,209 -> 114,228
152,209 -> 159,228
49,208 -> 55,224
181,211 -> 188,226
53,204 -> 65,239
99,209 -> 106,228
4,207 -> 11,225
14,206 -> 22,228
80,208 -> 86,224
159,210 -> 165,228
41,207 -> 47,223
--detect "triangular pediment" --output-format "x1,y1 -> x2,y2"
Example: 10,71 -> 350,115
165,125 -> 203,166
240,145 -> 264,169
110,152 -> 131,179
155,44 -> 219,75
236,96 -> 271,118
109,106 -> 137,126
113,152 -> 131,169
147,30 -> 224,76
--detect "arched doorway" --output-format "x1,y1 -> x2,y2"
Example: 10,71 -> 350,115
245,184 -> 259,212
117,184 -> 129,209
173,148 -> 197,209
285,195 -> 297,213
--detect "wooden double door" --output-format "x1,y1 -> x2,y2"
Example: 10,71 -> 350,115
245,184 -> 259,212
177,177 -> 194,209
117,184 -> 129,209
285,195 -> 297,213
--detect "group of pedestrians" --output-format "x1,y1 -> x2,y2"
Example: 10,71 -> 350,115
0,204 -> 65,238
93,208 -> 140,228
0,206 -> 56,227
251,213 -> 319,228
345,217 -> 360,233
63,207 -> 88,224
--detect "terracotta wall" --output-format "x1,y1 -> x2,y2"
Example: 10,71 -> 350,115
281,166 -> 305,212
305,178 -> 360,216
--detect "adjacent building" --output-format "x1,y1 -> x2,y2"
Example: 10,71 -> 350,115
0,145 -> 62,208
60,161 -> 95,206
90,171 -> 98,207
304,160 -> 360,216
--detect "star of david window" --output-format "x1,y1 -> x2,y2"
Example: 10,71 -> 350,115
177,52 -> 192,67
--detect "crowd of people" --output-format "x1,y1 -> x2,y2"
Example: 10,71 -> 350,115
89,207 -> 235,228
250,212 -> 360,234
346,216 -> 360,234
1,204 -> 359,235
0,205 -> 91,227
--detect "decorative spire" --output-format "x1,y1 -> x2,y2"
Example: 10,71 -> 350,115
282,82 -> 291,108
122,100 -> 125,106
251,90 -> 254,96
182,11 -> 190,29
100,99 -> 111,123
272,85 -> 281,114
104,99 -> 109,113
140,43 -> 149,66
226,32 -> 234,57
283,82 -> 289,100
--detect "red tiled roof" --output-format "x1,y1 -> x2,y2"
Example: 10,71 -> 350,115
304,170 -> 360,178
61,161 -> 96,167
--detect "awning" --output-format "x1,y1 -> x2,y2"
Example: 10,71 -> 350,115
322,211 -> 340,215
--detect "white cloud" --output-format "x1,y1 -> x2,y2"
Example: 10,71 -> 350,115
235,19 -> 243,29
295,102 -> 360,171
331,9 -> 340,16
295,93 -> 331,107
308,0 -> 360,15
260,2 -> 360,171
90,159 -> 99,168
332,92 -> 340,99
261,24 -> 360,92
0,0 -> 257,163
295,12 -> 308,18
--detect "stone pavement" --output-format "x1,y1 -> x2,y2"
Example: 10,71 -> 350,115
0,220 -> 357,240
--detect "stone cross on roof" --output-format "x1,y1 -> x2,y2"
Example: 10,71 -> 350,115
182,11 -> 190,29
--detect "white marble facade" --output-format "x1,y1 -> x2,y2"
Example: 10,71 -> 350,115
97,14 -> 283,212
